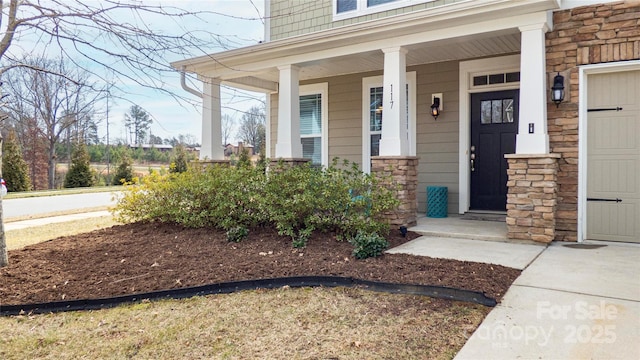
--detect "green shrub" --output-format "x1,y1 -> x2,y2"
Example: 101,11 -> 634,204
114,158 -> 400,251
114,163 -> 268,229
226,226 -> 249,242
350,231 -> 390,259
261,161 -> 321,244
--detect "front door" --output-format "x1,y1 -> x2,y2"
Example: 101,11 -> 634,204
586,70 -> 640,242
470,90 -> 519,211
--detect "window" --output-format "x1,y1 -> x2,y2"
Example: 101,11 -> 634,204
334,0 -> 436,20
480,98 -> 514,124
369,86 -> 383,157
300,94 -> 322,165
472,71 -> 520,88
299,83 -> 328,166
362,73 -> 416,173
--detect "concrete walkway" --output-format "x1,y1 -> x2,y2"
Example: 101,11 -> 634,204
387,216 -> 640,359
388,216 -> 545,269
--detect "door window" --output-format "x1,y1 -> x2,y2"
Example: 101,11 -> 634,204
480,98 -> 515,124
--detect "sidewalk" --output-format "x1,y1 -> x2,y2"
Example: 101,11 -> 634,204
4,211 -> 112,231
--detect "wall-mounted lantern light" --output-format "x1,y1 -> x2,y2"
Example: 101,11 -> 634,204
430,93 -> 442,120
551,72 -> 565,107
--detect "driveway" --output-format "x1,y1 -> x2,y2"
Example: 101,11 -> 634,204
455,241 -> 640,359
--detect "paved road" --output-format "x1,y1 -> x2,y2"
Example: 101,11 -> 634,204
2,192 -> 119,219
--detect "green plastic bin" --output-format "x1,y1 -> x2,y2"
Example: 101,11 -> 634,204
426,186 -> 448,218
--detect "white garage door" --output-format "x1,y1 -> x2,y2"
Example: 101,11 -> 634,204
586,70 -> 640,242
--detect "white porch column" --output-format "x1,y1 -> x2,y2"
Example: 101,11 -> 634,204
201,78 -> 224,160
516,23 -> 550,154
379,47 -> 409,156
275,64 -> 302,158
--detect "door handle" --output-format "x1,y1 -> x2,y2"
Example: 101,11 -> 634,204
470,148 -> 476,172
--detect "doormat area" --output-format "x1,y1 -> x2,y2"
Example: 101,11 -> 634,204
461,213 -> 506,222
562,244 -> 607,250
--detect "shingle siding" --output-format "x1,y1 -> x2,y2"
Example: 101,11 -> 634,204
269,0 -> 464,40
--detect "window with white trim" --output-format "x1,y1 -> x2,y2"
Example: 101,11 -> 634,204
300,83 -> 328,166
362,73 -> 416,173
369,86 -> 383,157
334,0 -> 436,20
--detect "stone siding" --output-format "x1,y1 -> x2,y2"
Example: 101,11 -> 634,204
546,1 -> 640,241
371,156 -> 419,227
269,158 -> 310,171
505,154 -> 560,243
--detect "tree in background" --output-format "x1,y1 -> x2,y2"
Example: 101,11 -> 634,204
2,130 -> 31,192
237,105 -> 265,152
164,133 -> 199,147
64,143 -> 94,188
222,114 -> 235,145
20,117 -> 48,190
0,0 -> 260,267
112,153 -> 134,186
149,133 -> 164,145
124,105 -> 152,145
170,144 -> 189,173
3,57 -> 100,189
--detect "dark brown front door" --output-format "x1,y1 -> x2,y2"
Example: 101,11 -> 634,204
470,90 -> 519,211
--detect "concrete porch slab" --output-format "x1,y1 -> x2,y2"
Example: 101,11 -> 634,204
386,236 -> 545,270
514,242 -> 640,301
409,215 -> 509,242
455,286 -> 640,360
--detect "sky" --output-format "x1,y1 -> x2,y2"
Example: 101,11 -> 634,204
5,0 -> 267,145
105,0 -> 267,145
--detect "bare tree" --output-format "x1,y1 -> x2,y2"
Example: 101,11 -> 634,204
0,1 -> 243,97
0,0 -> 260,266
237,105 -> 266,151
222,114 -> 235,146
3,57 -> 100,189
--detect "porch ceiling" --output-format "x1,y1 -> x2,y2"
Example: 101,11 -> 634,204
228,30 -> 521,86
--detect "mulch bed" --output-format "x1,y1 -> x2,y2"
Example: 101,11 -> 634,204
0,222 -> 521,306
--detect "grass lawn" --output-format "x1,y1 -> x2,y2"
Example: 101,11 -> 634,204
5,215 -> 120,251
0,287 -> 488,359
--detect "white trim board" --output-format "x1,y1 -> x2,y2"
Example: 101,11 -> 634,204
458,55 -> 520,214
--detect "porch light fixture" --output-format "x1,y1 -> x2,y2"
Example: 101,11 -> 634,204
551,72 -> 565,107
430,94 -> 442,120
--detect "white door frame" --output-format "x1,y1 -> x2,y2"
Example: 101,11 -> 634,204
578,59 -> 640,242
458,55 -> 520,213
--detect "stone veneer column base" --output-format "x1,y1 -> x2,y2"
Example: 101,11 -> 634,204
371,156 -> 419,227
505,154 -> 560,243
269,158 -> 310,171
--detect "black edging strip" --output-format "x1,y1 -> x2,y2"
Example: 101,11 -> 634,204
0,276 -> 497,316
